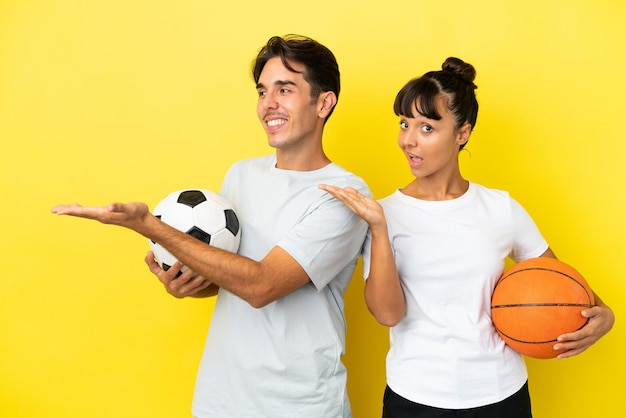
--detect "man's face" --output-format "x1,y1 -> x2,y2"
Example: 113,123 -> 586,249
256,57 -> 321,152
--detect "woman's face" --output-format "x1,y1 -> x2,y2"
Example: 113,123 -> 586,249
397,94 -> 470,180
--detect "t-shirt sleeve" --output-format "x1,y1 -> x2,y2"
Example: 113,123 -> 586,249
361,228 -> 373,281
278,190 -> 369,292
509,198 -> 549,262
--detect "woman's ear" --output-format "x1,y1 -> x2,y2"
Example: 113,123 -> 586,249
457,123 -> 472,145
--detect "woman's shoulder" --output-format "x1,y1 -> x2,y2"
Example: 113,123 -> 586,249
470,182 -> 512,201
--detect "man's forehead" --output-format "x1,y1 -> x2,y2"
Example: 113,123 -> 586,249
259,57 -> 306,83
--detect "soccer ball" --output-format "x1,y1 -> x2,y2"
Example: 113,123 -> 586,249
149,189 -> 241,274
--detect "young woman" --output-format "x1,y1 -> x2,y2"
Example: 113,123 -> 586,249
319,57 -> 614,418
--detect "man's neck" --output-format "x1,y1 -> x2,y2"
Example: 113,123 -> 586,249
275,155 -> 331,171
275,147 -> 331,171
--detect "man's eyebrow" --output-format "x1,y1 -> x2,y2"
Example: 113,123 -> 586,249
256,80 -> 297,89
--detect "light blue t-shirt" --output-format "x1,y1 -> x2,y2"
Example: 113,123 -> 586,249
192,155 -> 370,418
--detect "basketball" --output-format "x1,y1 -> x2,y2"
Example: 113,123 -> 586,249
491,257 -> 594,359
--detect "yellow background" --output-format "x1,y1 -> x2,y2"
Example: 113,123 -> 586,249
1,0 -> 623,416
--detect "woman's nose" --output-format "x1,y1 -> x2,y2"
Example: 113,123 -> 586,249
399,131 -> 417,148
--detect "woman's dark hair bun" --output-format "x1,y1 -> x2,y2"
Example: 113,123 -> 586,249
442,57 -> 476,87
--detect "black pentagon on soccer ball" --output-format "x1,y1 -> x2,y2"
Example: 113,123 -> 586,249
162,263 -> 183,278
187,226 -> 212,245
224,209 -> 240,236
177,190 -> 207,208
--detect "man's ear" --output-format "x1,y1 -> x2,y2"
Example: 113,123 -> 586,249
317,91 -> 337,119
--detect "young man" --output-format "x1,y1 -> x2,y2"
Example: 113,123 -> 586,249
52,35 -> 370,417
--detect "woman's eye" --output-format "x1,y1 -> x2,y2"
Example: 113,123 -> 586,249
422,125 -> 433,133
400,121 -> 408,129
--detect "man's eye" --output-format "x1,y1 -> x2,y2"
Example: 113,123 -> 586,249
257,91 -> 267,97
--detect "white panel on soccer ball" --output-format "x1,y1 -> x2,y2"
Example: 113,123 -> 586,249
193,202 -> 226,234
210,229 -> 240,253
151,242 -> 178,270
160,203 -> 195,233
203,191 -> 233,209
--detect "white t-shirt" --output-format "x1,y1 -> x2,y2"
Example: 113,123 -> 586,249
363,182 -> 548,409
192,155 -> 370,418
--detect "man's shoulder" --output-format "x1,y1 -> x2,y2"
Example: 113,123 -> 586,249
224,155 -> 275,178
325,163 -> 371,197
229,154 -> 274,169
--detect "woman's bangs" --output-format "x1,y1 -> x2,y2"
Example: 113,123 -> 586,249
394,78 -> 441,121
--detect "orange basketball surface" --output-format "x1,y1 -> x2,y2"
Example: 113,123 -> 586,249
491,257 -> 595,359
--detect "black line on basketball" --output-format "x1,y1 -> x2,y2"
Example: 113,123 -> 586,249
492,303 -> 591,309
495,266 -> 594,304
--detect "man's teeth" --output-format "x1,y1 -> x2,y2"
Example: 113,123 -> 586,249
267,119 -> 285,127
